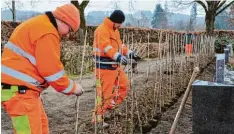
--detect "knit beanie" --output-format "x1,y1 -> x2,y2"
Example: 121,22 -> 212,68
109,10 -> 125,24
53,4 -> 80,32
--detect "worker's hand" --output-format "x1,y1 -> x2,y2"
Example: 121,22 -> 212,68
116,55 -> 128,65
73,83 -> 83,96
129,52 -> 141,62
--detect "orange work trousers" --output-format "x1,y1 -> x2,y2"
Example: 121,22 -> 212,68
2,89 -> 49,134
185,44 -> 193,56
94,67 -> 129,115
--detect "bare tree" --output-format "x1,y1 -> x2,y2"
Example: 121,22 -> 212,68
4,0 -> 17,22
196,0 -> 234,35
28,0 -> 40,8
71,0 -> 90,31
127,0 -> 151,28
127,0 -> 136,26
4,0 -> 40,22
125,0 -> 151,28
175,0 -> 234,35
12,1 -> 15,22
139,11 -> 150,28
131,11 -> 150,28
112,0 -> 121,10
71,0 -> 90,46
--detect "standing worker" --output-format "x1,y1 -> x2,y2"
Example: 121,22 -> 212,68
185,32 -> 193,56
92,10 -> 141,128
1,4 -> 83,134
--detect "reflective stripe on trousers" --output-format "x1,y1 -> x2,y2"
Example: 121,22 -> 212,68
1,85 -> 49,134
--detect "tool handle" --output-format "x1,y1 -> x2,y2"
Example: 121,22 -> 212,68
169,67 -> 199,134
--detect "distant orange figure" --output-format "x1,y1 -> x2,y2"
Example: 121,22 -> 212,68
185,44 -> 193,56
185,33 -> 193,56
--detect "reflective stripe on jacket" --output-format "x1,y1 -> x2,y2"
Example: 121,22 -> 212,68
92,17 -> 132,69
1,14 -> 76,95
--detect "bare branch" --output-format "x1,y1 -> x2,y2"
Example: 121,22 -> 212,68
71,0 -> 80,9
80,0 -> 89,9
173,0 -> 193,6
17,1 -> 23,9
195,0 -> 208,13
169,0 -> 194,15
112,0 -> 121,10
216,0 -> 234,16
128,0 -> 136,13
28,0 -> 40,8
4,1 -> 13,12
216,0 -> 226,10
214,1 -> 221,7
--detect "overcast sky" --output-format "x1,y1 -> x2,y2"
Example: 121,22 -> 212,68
1,0 -> 211,16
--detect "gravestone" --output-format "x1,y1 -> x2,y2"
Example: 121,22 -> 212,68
227,44 -> 233,57
192,80 -> 234,134
216,54 -> 225,83
224,48 -> 229,64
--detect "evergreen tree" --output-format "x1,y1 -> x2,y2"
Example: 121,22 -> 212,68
151,4 -> 167,29
188,2 -> 197,30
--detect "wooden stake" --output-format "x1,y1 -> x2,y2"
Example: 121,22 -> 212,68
75,30 -> 87,134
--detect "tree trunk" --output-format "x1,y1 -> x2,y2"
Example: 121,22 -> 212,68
12,0 -> 16,28
12,1 -> 16,23
78,8 -> 85,46
79,7 -> 86,32
71,0 -> 89,46
71,0 -> 88,31
78,28 -> 84,46
205,11 -> 215,36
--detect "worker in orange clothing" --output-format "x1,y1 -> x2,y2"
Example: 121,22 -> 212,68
92,10 -> 141,128
185,33 -> 193,56
1,4 -> 83,134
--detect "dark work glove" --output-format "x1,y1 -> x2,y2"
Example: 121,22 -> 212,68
116,55 -> 128,65
129,52 -> 141,62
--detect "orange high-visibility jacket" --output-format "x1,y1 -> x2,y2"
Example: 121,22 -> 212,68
93,17 -> 132,65
1,14 -> 76,95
